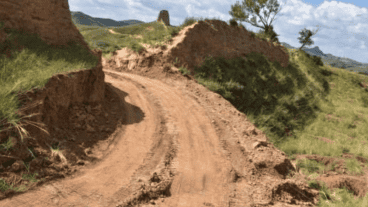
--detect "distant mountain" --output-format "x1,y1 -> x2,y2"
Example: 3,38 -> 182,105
71,11 -> 148,27
70,11 -> 178,28
280,42 -> 368,73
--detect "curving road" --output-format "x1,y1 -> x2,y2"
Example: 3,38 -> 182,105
0,69 -> 234,207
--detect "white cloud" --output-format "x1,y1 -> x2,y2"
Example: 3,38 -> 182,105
273,0 -> 368,64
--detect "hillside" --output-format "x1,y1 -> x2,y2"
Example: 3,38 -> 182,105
71,11 -> 179,28
71,11 -> 147,28
280,42 -> 368,74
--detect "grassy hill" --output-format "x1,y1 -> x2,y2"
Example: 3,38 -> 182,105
280,42 -> 368,75
71,11 -> 147,28
1,16 -> 368,206
70,11 -> 179,29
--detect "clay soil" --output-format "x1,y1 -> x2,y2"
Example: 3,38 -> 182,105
1,22 -> 368,207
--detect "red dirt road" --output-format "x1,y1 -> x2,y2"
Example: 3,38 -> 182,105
0,69 -> 234,207
103,70 -> 234,207
0,66 -> 320,206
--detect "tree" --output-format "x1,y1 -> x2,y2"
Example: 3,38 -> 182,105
297,27 -> 320,50
228,0 -> 287,42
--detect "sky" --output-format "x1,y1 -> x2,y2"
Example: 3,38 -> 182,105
69,0 -> 368,64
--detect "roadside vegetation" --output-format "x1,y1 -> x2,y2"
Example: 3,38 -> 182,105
0,21 -> 99,138
1,15 -> 368,206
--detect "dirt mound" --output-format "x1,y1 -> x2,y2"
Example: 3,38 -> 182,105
2,20 -> 368,207
0,0 -> 94,55
103,20 -> 289,80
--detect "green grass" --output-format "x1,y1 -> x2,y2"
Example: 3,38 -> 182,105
0,21 -> 100,142
2,15 -> 368,206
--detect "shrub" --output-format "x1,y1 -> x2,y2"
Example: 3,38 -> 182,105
255,25 -> 280,44
305,52 -> 312,59
260,25 -> 280,44
170,29 -> 179,37
312,56 -> 324,67
178,66 -> 191,75
249,31 -> 256,39
305,52 -> 324,67
267,30 -> 280,44
229,18 -> 238,27
358,72 -> 368,76
362,94 -> 368,108
178,17 -> 200,29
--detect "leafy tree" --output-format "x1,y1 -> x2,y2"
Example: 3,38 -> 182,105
297,27 -> 320,50
228,0 -> 287,43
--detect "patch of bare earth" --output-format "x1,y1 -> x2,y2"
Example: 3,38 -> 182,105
1,21 -> 368,207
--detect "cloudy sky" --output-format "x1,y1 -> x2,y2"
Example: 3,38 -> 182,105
69,0 -> 368,64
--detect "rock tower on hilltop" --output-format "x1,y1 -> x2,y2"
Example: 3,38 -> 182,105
157,10 -> 170,26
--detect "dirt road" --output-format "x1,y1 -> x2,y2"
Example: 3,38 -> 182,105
0,69 -> 234,207
0,65 -> 320,206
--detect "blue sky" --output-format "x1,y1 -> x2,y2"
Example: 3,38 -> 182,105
69,0 -> 368,64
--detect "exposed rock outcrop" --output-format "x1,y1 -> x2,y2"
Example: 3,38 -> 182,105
0,0 -> 94,56
157,10 -> 170,26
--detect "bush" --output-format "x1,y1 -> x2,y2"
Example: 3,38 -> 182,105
304,52 -> 311,59
268,31 -> 280,44
256,25 -> 280,44
229,18 -> 238,27
249,31 -> 256,39
312,56 -> 324,67
305,52 -> 324,67
170,29 -> 179,37
179,17 -> 200,28
178,66 -> 191,76
264,25 -> 280,44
